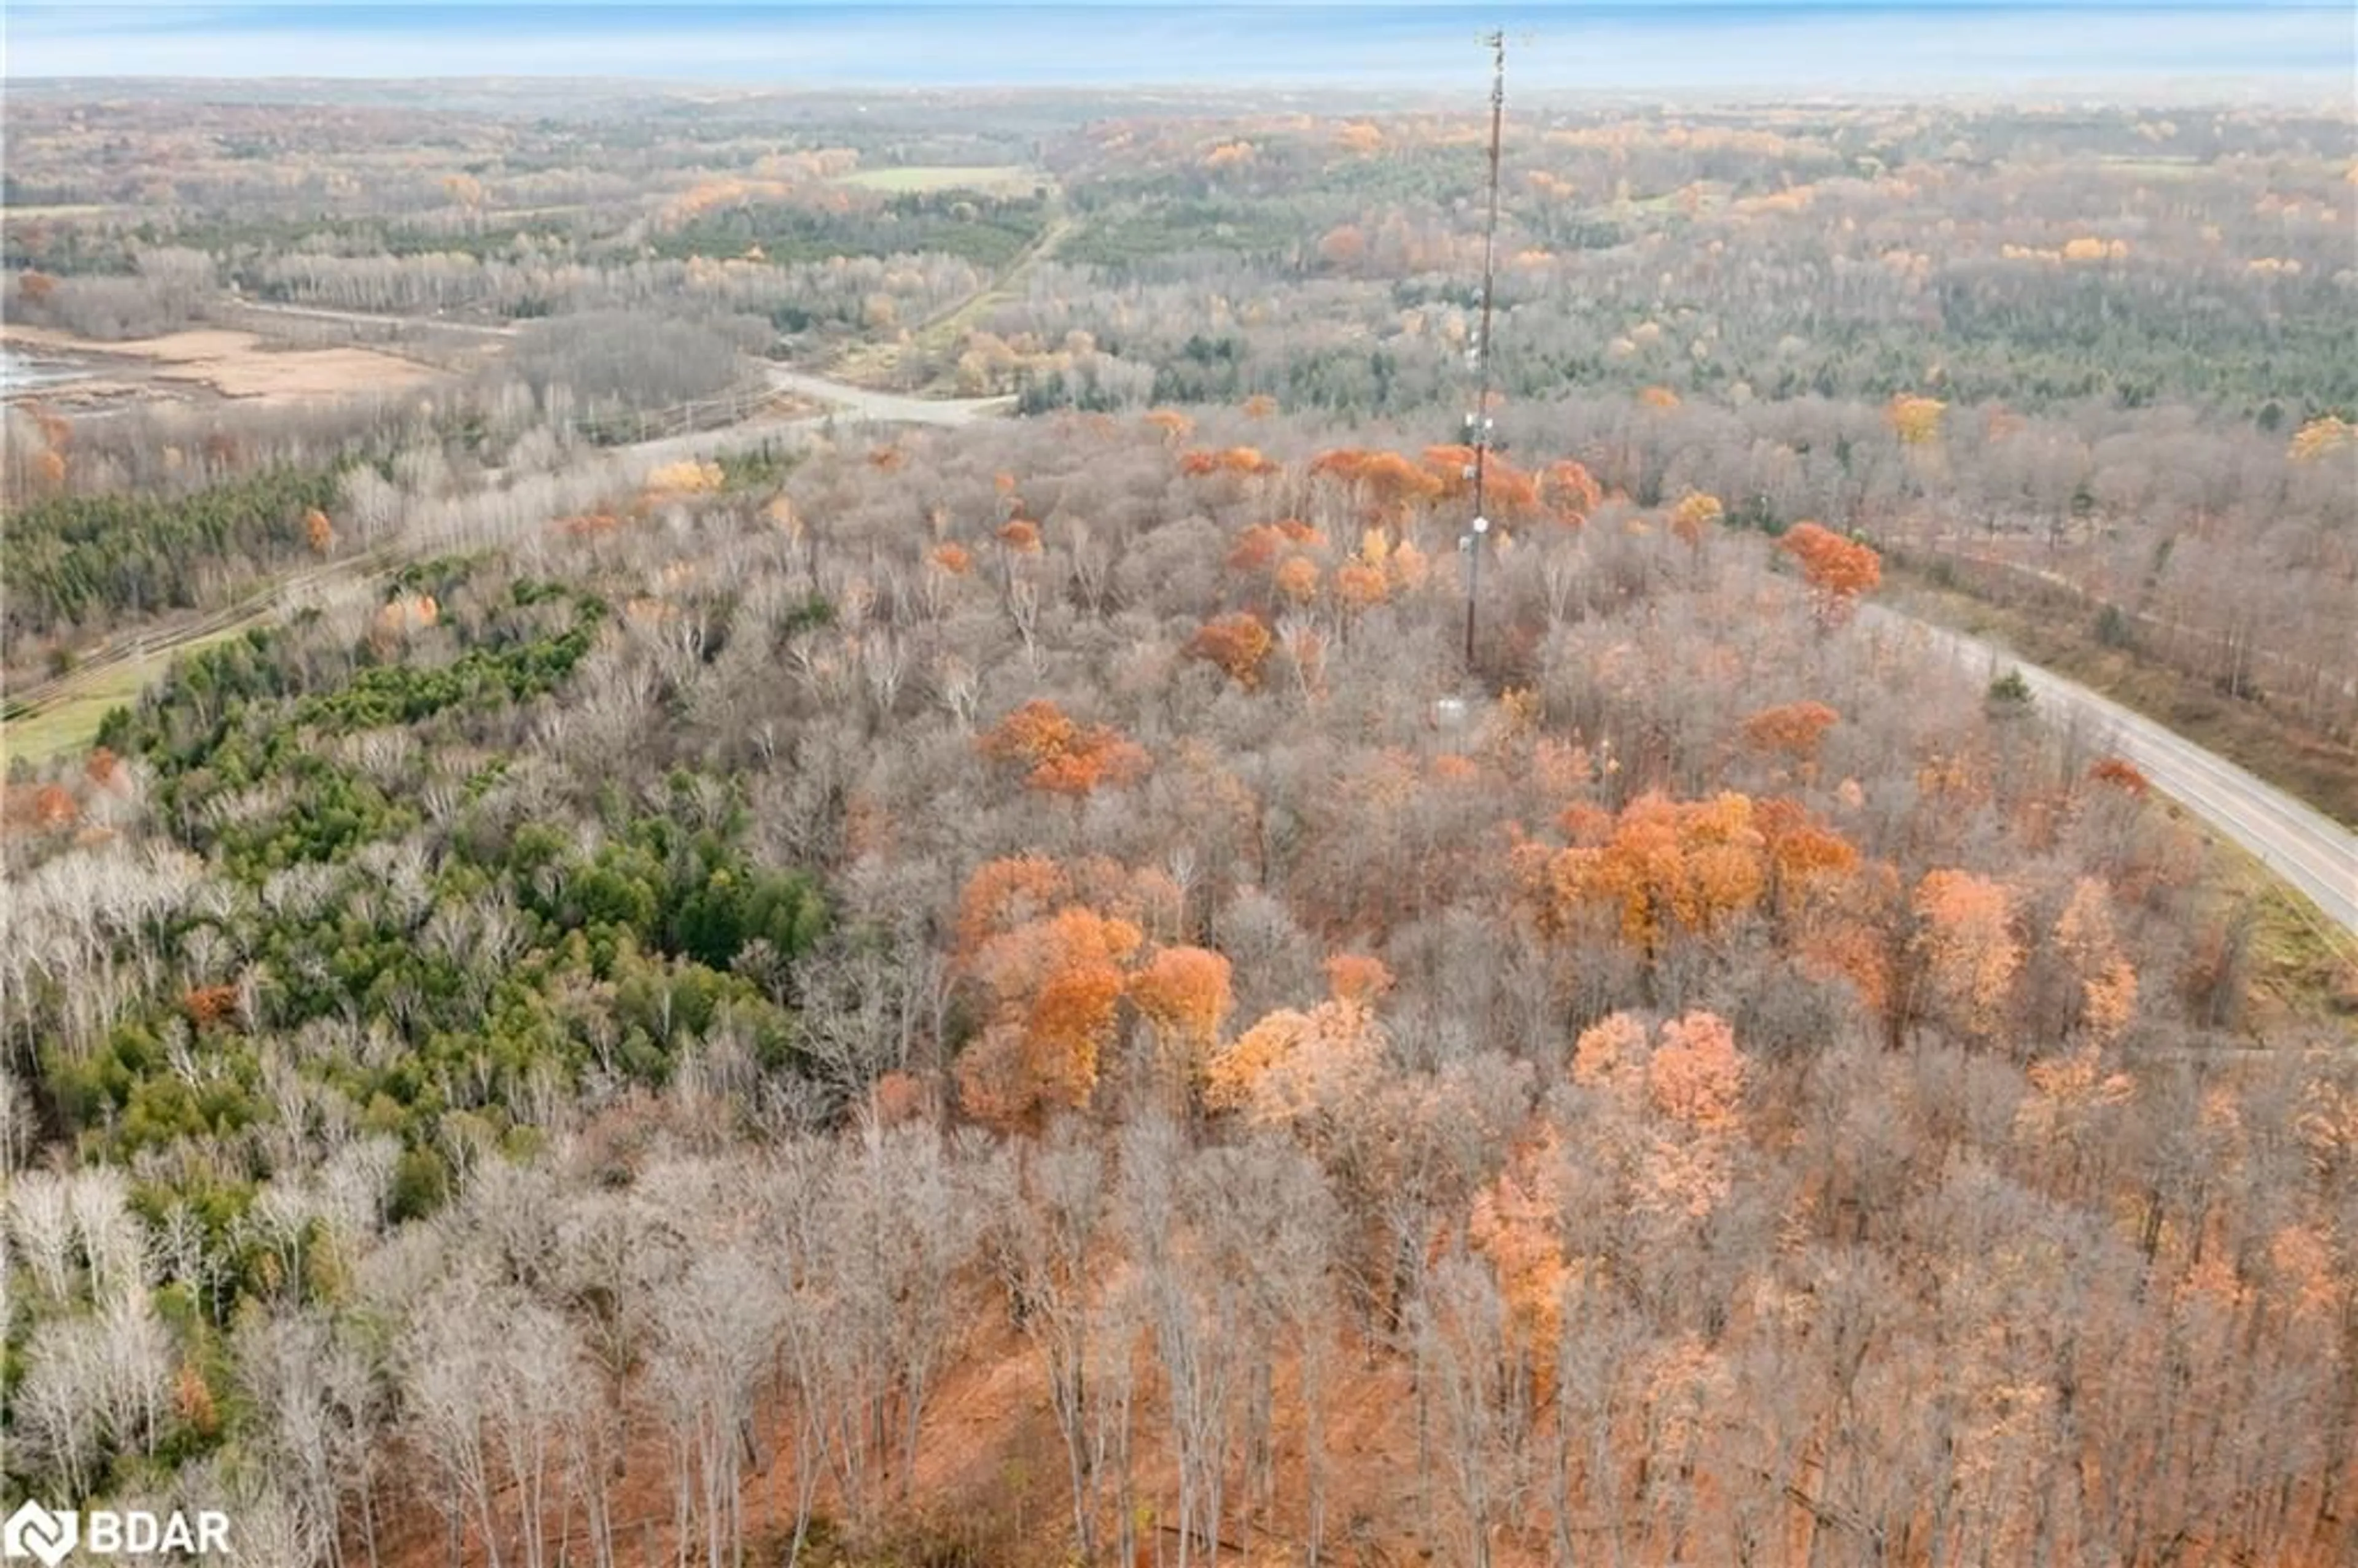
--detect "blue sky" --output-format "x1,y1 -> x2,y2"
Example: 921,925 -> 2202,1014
4,3 -> 2351,87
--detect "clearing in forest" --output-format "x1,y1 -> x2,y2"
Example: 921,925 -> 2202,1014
0,323 -> 440,406
833,163 -> 1044,193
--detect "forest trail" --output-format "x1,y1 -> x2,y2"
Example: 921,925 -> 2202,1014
822,194 -> 1077,389
1860,604 -> 2358,939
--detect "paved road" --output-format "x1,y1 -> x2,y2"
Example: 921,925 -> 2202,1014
1863,604 -> 2358,937
765,367 -> 1013,427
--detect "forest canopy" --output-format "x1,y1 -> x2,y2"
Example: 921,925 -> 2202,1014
2,82 -> 2354,1568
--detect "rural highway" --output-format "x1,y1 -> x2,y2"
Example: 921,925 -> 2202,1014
1861,605 -> 2358,937
764,366 -> 1014,426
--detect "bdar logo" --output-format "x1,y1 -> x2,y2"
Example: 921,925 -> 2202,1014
2,1501 -> 79,1568
2,1500 -> 228,1561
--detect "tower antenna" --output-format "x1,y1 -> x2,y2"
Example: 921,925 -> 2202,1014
1461,28 -> 1508,666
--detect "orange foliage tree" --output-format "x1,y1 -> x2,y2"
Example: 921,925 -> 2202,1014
1187,614 -> 1275,688
2053,877 -> 2137,1044
1645,1011 -> 1747,1130
2087,756 -> 2150,795
1226,522 -> 1286,575
1545,460 -> 1605,527
954,861 -> 1151,1125
1127,945 -> 1235,1104
1142,408 -> 1195,444
183,984 -> 241,1030
1334,560 -> 1388,610
1910,869 -> 2021,1041
1520,791 -> 1862,975
1753,797 -> 1862,913
1572,1010 -> 1753,1220
1318,223 -> 1369,270
1333,528 -> 1428,612
2287,414 -> 2351,461
954,854 -> 1070,959
976,699 -> 1150,797
1180,445 -> 1282,478
2015,1041 -> 2135,1173
1310,446 -> 1447,529
1128,946 -> 1234,1052
1205,957 -> 1391,1128
1225,520 -> 1326,600
1741,700 -> 1839,771
1668,490 -> 1722,549
1779,522 -> 1881,623
1520,792 -> 1770,955
1886,394 -> 1948,446
1420,445 -> 1541,519
1468,1135 -> 1572,1368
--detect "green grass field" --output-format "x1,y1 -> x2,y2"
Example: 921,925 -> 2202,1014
4,625 -> 248,766
833,165 -> 1042,195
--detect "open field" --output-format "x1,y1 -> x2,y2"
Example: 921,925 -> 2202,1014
0,322 -> 442,405
1,624 -> 249,765
834,163 -> 1043,193
2,670 -> 152,767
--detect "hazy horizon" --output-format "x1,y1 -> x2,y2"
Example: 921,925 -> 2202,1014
6,2 -> 2354,95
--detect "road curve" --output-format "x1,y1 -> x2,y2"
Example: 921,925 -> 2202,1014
1861,604 -> 2358,937
764,367 -> 1014,427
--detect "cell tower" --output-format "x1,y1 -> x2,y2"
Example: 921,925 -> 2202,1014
1460,28 -> 1509,666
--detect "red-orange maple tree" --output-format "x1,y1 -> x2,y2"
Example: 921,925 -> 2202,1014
976,700 -> 1150,796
